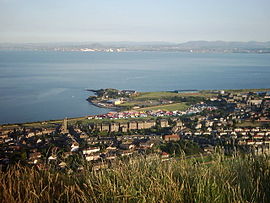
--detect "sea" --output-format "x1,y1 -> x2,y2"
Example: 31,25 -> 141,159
0,50 -> 270,124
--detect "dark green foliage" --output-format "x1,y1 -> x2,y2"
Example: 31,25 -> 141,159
160,140 -> 203,155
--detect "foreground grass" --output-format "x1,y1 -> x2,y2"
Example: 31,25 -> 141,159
1,153 -> 270,203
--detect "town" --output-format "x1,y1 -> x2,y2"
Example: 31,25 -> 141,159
0,89 -> 270,171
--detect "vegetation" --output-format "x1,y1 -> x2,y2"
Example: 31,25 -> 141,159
0,116 -> 88,130
200,88 -> 270,94
133,91 -> 212,100
160,140 -> 203,155
118,91 -> 209,110
236,121 -> 265,128
223,88 -> 270,93
135,102 -> 189,111
91,88 -> 124,98
1,153 -> 270,203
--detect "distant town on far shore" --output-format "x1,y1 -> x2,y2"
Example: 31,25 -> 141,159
1,41 -> 270,53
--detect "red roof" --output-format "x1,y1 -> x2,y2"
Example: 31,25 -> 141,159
163,134 -> 180,139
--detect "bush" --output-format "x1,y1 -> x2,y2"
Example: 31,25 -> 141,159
160,140 -> 203,155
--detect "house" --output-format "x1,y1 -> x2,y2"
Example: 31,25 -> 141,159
105,155 -> 116,160
129,121 -> 138,130
253,135 -> 264,139
161,152 -> 169,158
95,124 -> 102,131
139,141 -> 155,149
28,152 -> 42,164
110,123 -> 120,132
248,99 -> 262,106
121,90 -> 137,95
255,141 -> 263,145
203,145 -> 215,153
143,120 -> 156,129
135,121 -> 143,129
83,147 -> 100,155
101,123 -> 110,131
101,152 -> 117,160
119,150 -> 134,157
41,128 -> 55,135
85,153 -> 100,161
119,143 -> 135,150
163,134 -> 180,142
79,133 -> 89,139
27,132 -> 35,138
175,120 -> 183,127
71,142 -> 79,152
59,162 -> 67,168
106,146 -> 117,151
247,140 -> 255,145
195,123 -> 202,129
48,155 -> 57,161
92,162 -> 108,170
120,123 -> 128,132
160,119 -> 169,128
107,99 -> 123,105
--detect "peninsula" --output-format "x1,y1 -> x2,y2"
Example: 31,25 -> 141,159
1,87 -> 270,202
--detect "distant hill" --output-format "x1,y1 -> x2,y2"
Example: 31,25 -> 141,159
177,41 -> 270,49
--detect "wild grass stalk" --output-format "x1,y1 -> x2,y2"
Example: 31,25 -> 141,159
0,153 -> 269,203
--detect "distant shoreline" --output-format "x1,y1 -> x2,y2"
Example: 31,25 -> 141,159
1,40 -> 270,54
1,49 -> 270,54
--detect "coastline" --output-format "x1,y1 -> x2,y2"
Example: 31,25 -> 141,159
87,98 -> 121,111
1,87 -> 270,128
86,89 -> 124,111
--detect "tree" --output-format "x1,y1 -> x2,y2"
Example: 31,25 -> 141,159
160,140 -> 202,156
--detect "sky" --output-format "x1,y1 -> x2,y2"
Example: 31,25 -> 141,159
0,0 -> 270,43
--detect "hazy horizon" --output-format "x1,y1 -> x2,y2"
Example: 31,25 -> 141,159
1,40 -> 270,45
1,0 -> 270,43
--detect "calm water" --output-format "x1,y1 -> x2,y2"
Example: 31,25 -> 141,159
0,51 -> 270,124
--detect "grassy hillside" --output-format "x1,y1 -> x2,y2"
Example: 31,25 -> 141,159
1,153 -> 270,203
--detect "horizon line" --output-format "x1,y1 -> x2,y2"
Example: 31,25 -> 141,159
1,40 -> 270,45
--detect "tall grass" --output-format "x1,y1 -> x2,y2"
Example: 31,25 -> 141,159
0,154 -> 270,203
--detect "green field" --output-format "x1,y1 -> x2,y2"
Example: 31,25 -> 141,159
199,88 -> 270,94
117,91 -> 212,110
133,91 -> 213,100
136,102 -> 189,111
0,116 -> 88,130
223,88 -> 270,93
